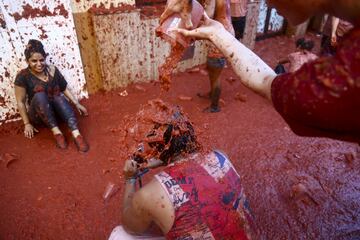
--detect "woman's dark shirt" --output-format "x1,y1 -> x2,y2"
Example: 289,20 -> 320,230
14,66 -> 67,104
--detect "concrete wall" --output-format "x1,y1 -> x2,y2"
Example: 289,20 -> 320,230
242,0 -> 261,49
92,9 -> 208,90
70,0 -> 134,93
72,1 -> 208,92
0,0 -> 86,124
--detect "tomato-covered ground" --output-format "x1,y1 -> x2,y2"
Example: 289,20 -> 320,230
1,34 -> 359,239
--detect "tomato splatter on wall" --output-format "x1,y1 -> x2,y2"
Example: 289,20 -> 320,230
0,10 -> 6,28
11,3 -> 69,21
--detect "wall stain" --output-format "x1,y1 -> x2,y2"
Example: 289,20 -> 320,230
11,3 -> 69,21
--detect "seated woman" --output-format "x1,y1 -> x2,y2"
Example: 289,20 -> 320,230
109,100 -> 254,239
14,39 -> 89,152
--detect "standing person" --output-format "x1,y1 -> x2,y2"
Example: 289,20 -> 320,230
14,39 -> 89,152
109,100 -> 254,239
230,0 -> 248,40
160,0 -> 235,113
275,38 -> 318,74
321,16 -> 353,56
315,14 -> 328,37
173,0 -> 360,139
330,17 -> 353,48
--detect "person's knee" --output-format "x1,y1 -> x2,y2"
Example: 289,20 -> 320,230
53,94 -> 69,106
32,92 -> 49,106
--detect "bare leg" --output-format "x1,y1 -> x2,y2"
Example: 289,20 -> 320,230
203,57 -> 225,113
206,64 -> 222,112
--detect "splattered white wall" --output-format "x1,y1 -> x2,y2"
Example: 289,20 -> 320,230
71,0 -> 134,13
268,8 -> 284,32
0,0 -> 86,124
92,10 -> 208,90
72,0 -> 208,91
257,0 -> 267,33
257,0 -> 284,34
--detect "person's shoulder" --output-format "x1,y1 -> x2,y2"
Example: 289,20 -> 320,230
288,52 -> 300,59
15,68 -> 29,78
136,178 -> 174,233
47,65 -> 57,77
134,179 -> 171,211
293,51 -> 303,56
15,68 -> 30,83
308,52 -> 318,59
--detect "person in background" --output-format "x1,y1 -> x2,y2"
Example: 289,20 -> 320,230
329,17 -> 353,48
173,0 -> 360,139
109,100 -> 254,240
315,14 -> 328,37
14,39 -> 89,152
230,0 -> 248,40
160,0 -> 235,113
321,16 -> 353,56
275,38 -> 317,74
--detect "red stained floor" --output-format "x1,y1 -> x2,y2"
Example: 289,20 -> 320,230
1,34 -> 359,239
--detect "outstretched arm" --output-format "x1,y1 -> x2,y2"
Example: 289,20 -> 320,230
331,17 -> 339,46
174,13 -> 277,100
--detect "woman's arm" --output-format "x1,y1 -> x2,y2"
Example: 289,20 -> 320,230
122,159 -> 153,234
175,13 -> 277,100
63,87 -> 88,116
210,28 -> 277,99
331,17 -> 340,46
14,86 -> 38,138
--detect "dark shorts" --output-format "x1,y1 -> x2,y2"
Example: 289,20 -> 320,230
207,57 -> 226,68
232,16 -> 246,39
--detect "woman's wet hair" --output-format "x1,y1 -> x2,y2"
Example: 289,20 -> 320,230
126,99 -> 201,165
295,38 -> 314,51
24,39 -> 47,60
155,114 -> 199,164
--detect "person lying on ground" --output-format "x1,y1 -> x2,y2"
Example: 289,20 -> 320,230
275,38 -> 317,74
108,99 -> 255,240
14,39 -> 89,152
172,0 -> 360,140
